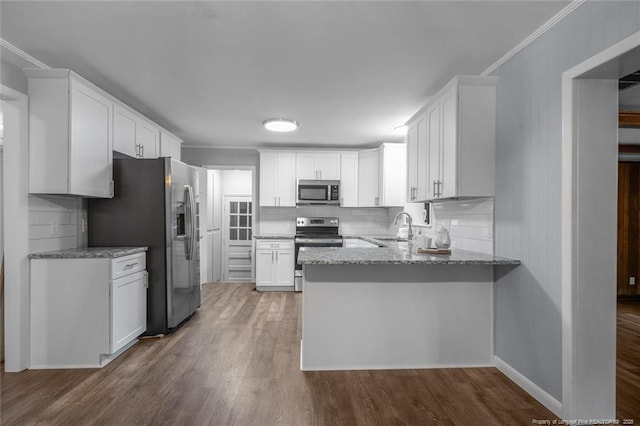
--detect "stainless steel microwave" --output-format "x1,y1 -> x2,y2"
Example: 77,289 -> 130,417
296,180 -> 340,205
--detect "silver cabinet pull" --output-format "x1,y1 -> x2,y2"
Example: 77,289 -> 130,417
271,251 -> 274,263
276,251 -> 279,263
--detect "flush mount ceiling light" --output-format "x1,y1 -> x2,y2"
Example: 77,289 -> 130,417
263,118 -> 298,132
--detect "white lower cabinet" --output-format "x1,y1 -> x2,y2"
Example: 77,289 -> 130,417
30,251 -> 147,368
255,240 -> 294,290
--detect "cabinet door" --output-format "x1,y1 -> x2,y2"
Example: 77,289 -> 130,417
276,152 -> 297,207
113,105 -> 137,157
69,79 -> 114,198
358,149 -> 379,207
379,144 -> 405,207
256,250 -> 276,286
426,101 -> 441,199
260,152 -> 278,206
137,120 -> 159,159
315,153 -> 341,180
296,153 -> 318,180
111,270 -> 147,353
440,86 -> 458,199
406,117 -> 419,201
275,249 -> 294,286
160,131 -> 182,159
340,152 -> 359,207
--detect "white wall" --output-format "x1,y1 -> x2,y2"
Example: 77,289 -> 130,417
221,170 -> 252,196
492,0 -> 640,403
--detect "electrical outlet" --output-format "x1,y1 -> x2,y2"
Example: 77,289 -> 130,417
50,222 -> 60,237
630,276 -> 636,285
81,219 -> 87,233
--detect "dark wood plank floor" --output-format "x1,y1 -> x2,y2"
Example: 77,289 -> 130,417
1,283 -> 580,425
617,299 -> 640,420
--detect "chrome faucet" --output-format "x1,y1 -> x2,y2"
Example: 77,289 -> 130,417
393,211 -> 413,241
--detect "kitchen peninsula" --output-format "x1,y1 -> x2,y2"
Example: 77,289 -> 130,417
298,240 -> 519,371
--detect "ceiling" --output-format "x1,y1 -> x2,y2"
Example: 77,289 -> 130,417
0,1 -> 570,149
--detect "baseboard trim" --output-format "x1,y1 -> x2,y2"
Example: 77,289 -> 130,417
493,355 -> 562,417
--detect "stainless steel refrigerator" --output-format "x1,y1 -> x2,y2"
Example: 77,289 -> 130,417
88,157 -> 201,335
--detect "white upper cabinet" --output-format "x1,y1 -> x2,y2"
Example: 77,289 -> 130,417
113,104 -> 159,159
259,151 -> 296,207
159,130 -> 182,160
358,144 -> 405,207
406,75 -> 497,201
136,119 -> 159,159
378,143 -> 406,207
295,152 -> 341,180
358,148 -> 380,207
340,152 -> 359,207
406,112 -> 423,202
26,69 -> 114,198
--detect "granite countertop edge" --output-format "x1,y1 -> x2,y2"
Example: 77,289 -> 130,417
297,246 -> 521,266
29,246 -> 148,259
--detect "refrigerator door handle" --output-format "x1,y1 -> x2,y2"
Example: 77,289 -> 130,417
188,185 -> 197,261
184,185 -> 194,260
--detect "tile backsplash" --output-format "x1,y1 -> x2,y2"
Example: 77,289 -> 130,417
258,206 -> 403,237
29,195 -> 81,253
404,198 -> 494,254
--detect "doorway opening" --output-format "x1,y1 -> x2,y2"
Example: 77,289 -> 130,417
561,32 -> 640,419
201,166 -> 255,283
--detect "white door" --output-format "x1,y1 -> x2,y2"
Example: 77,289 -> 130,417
223,196 -> 253,281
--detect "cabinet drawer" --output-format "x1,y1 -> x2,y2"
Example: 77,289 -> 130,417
111,252 -> 146,280
256,240 -> 294,250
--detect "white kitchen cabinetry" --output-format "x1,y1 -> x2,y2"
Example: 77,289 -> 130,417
160,130 -> 182,160
378,143 -> 406,207
358,144 -> 405,207
255,240 -> 294,290
26,69 -> 114,198
30,251 -> 147,368
406,111 -> 431,201
358,148 -> 380,207
259,151 -> 296,207
406,76 -> 497,201
296,152 -> 341,180
113,104 -> 159,159
340,152 -> 359,207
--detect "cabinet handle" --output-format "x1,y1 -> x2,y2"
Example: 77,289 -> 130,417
433,181 -> 437,197
123,262 -> 138,270
438,181 -> 442,197
144,272 -> 149,289
141,144 -> 144,158
274,196 -> 277,206
272,251 -> 274,263
276,251 -> 279,263
375,196 -> 379,206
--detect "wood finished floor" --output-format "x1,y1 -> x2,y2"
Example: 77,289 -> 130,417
10,282 -> 638,425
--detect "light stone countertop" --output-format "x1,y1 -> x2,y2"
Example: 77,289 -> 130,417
254,235 -> 294,240
29,246 -> 148,259
298,240 -> 520,266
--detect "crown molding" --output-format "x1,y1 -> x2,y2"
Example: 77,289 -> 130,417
0,38 -> 50,70
481,0 -> 587,76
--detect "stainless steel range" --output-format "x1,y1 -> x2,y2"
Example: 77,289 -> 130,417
294,217 -> 343,291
